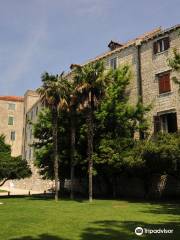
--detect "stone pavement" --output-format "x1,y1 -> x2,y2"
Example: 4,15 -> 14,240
0,186 -> 43,196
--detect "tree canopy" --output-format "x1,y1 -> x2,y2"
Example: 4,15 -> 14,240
0,135 -> 31,186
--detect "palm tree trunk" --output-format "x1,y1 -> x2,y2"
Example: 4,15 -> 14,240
70,109 -> 76,199
70,164 -> 75,199
52,110 -> 59,201
87,108 -> 93,202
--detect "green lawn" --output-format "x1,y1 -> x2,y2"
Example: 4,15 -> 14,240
0,195 -> 180,240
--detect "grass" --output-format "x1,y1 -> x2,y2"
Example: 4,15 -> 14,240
0,189 -> 7,192
0,195 -> 180,240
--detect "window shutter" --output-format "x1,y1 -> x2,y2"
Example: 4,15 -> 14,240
153,42 -> 158,54
164,37 -> 170,50
158,72 -> 170,94
159,76 -> 164,94
164,73 -> 171,92
154,116 -> 161,133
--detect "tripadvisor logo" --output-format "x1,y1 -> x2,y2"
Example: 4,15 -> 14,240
135,227 -> 143,236
135,226 -> 174,235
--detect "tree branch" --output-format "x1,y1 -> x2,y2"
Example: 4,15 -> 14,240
0,178 -> 9,187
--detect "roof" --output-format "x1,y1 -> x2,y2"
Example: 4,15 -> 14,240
0,96 -> 24,102
70,24 -> 180,68
81,27 -> 162,65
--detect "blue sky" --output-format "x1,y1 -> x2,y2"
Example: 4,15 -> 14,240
0,0 -> 179,96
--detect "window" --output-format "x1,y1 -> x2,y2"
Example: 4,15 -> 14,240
153,37 -> 170,54
110,58 -> 117,69
154,112 -> 177,134
158,72 -> 171,94
8,103 -> 16,110
10,131 -> 16,141
8,116 -> 14,125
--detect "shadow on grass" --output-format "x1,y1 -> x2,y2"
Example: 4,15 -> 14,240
80,220 -> 180,240
141,202 -> 180,216
9,221 -> 180,240
80,220 -> 132,240
0,193 -> 86,203
10,234 -> 69,240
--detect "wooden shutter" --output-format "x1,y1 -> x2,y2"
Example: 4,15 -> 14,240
159,76 -> 164,94
154,116 -> 161,133
164,37 -> 170,50
158,72 -> 170,94
164,73 -> 171,92
153,41 -> 158,54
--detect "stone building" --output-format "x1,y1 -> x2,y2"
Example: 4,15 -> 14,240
70,24 -> 180,133
0,91 -> 53,191
0,96 -> 24,156
0,24 -> 179,191
20,95 -> 53,191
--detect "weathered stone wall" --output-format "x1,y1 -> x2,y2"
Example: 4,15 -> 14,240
20,91 -> 54,191
104,29 -> 180,134
140,29 -> 180,132
105,45 -> 139,106
0,99 -> 24,156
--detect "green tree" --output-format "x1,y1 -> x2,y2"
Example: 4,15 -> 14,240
0,135 -> 31,186
67,82 -> 79,199
33,108 -> 70,184
73,61 -> 110,201
38,72 -> 70,200
136,133 -> 180,176
128,132 -> 180,197
94,66 -> 150,196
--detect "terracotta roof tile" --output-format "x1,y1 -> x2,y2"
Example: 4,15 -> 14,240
0,96 -> 24,102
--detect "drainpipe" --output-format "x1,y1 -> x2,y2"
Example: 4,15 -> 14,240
135,39 -> 144,139
136,39 -> 143,101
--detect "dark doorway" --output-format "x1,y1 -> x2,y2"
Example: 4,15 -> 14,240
167,112 -> 177,133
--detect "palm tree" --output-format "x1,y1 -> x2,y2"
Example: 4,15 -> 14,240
66,82 -> 77,200
70,98 -> 77,200
72,61 -> 109,202
65,80 -> 80,200
38,72 -> 69,201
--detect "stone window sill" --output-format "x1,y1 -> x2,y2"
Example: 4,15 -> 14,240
154,49 -> 169,56
158,91 -> 173,98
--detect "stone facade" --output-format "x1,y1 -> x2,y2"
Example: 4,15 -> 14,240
0,91 -> 54,192
140,29 -> 180,132
80,24 -> 180,134
21,96 -> 54,191
0,96 -> 24,156
22,90 -> 40,160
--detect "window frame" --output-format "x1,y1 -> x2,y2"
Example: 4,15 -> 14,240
154,112 -> 177,134
153,36 -> 170,54
10,131 -> 16,141
8,116 -> 14,126
157,71 -> 171,95
8,103 -> 16,110
110,57 -> 117,70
